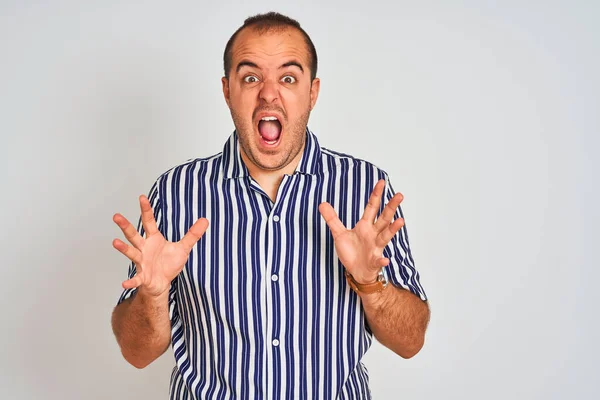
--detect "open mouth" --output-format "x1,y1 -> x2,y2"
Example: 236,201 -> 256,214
258,116 -> 282,145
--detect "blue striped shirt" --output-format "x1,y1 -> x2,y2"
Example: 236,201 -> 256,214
117,128 -> 427,399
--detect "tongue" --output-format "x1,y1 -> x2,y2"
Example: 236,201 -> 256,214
258,120 -> 281,141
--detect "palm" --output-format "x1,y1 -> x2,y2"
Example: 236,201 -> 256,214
113,195 -> 209,297
333,221 -> 384,275
144,237 -> 188,279
134,234 -> 189,295
319,179 -> 405,284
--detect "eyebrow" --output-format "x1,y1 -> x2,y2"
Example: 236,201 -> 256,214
280,61 -> 304,73
236,61 -> 259,73
235,60 -> 305,74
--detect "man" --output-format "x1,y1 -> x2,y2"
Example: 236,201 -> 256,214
111,11 -> 429,400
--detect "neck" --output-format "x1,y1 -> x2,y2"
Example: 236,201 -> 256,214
240,141 -> 305,203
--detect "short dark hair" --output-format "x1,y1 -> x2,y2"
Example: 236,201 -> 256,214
223,12 -> 318,81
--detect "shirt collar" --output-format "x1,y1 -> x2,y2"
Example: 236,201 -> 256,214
221,127 -> 323,179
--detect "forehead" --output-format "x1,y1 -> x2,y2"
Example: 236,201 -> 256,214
231,26 -> 310,69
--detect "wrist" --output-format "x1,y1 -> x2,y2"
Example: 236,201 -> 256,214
345,268 -> 388,295
351,270 -> 380,285
137,285 -> 170,302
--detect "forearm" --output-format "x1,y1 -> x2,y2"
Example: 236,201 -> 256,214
360,284 -> 430,358
111,288 -> 172,368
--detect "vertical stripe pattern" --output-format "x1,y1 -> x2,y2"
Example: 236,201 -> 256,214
117,128 -> 427,399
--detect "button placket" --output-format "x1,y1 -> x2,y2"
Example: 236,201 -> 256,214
269,209 -> 282,353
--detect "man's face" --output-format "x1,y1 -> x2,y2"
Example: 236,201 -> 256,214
222,26 -> 320,173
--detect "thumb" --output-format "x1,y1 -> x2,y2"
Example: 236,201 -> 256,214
180,218 -> 210,252
318,202 -> 346,239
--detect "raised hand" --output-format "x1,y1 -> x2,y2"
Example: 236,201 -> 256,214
112,195 -> 209,298
318,179 -> 405,284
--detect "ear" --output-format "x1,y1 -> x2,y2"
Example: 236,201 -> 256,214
309,77 -> 320,111
221,77 -> 231,108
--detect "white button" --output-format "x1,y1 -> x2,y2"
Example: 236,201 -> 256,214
271,274 -> 279,282
273,215 -> 280,222
272,339 -> 280,346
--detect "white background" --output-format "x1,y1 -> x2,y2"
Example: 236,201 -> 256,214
1,1 -> 598,399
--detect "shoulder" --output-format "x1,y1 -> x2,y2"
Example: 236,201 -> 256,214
320,146 -> 390,181
152,151 -> 223,189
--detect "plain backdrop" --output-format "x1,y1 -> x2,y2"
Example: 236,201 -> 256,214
1,1 -> 598,399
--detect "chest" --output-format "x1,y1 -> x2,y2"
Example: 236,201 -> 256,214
165,172 -> 369,304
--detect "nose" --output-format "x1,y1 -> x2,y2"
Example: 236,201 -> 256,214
259,80 -> 279,103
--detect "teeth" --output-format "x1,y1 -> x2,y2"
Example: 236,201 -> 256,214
261,116 -> 278,121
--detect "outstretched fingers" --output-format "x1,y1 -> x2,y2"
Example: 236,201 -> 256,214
112,238 -> 142,265
376,256 -> 390,268
122,274 -> 143,290
113,213 -> 144,249
318,202 -> 347,239
179,218 -> 210,253
376,217 -> 405,248
361,180 -> 385,224
139,195 -> 159,236
374,192 -> 404,232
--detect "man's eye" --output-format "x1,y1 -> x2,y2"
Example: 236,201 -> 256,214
244,76 -> 259,83
281,75 -> 296,84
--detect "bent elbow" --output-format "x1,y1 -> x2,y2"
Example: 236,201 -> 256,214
132,361 -> 150,369
128,357 -> 151,369
121,349 -> 154,369
397,338 -> 425,359
398,347 -> 419,359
